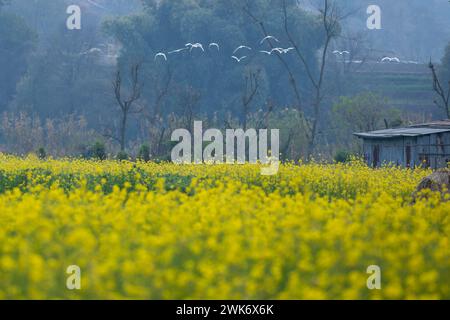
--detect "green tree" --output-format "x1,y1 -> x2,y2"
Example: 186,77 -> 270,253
103,0 -> 322,119
101,0 -> 325,158
10,0 -> 113,121
332,92 -> 402,151
0,5 -> 36,111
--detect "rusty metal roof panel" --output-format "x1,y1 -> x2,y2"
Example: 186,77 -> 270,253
354,127 -> 450,139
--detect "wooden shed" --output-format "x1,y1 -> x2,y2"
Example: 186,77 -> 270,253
354,120 -> 450,169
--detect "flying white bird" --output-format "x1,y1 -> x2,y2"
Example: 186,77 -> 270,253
209,43 -> 220,51
271,48 -> 284,54
80,47 -> 103,55
281,47 -> 295,54
87,0 -> 106,10
333,50 -> 350,55
233,45 -> 252,54
89,48 -> 103,54
259,48 -> 287,55
168,48 -> 188,54
154,52 -> 167,61
260,35 -> 280,45
381,56 -> 400,63
186,43 -> 205,52
231,56 -> 247,63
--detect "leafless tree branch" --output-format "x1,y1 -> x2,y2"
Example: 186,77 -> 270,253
112,63 -> 142,152
429,60 -> 450,118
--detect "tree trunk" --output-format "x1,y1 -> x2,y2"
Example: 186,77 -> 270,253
120,111 -> 127,152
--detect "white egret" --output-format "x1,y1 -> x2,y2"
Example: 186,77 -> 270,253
333,50 -> 350,55
233,45 -> 252,54
188,43 -> 205,52
381,56 -> 400,63
154,52 -> 167,61
209,43 -> 220,51
270,48 -> 284,54
231,56 -> 247,63
260,35 -> 280,45
281,47 -> 294,54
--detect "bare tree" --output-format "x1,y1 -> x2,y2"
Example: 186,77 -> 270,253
243,4 -> 303,113
244,0 -> 348,156
112,63 -> 142,152
336,31 -> 370,75
429,61 -> 450,118
241,68 -> 261,130
179,85 -> 201,133
281,128 -> 295,161
263,99 -> 275,128
139,66 -> 173,156
283,0 -> 345,155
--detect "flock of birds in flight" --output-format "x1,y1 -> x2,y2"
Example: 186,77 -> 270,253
332,50 -> 419,64
154,35 -> 296,63
79,35 -> 419,66
81,1 -> 421,66
152,36 -> 418,65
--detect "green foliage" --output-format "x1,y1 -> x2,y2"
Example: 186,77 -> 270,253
333,92 -> 402,132
37,147 -> 46,160
331,92 -> 403,153
103,0 -> 323,117
88,141 -> 107,161
334,150 -> 352,163
0,10 -> 36,110
117,151 -> 129,161
11,3 -> 111,119
138,144 -> 151,162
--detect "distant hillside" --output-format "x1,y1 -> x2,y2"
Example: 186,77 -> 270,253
351,62 -> 443,117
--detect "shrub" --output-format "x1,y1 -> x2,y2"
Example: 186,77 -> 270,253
334,150 -> 352,163
88,141 -> 107,160
138,144 -> 151,162
37,147 -> 46,160
117,151 -> 129,161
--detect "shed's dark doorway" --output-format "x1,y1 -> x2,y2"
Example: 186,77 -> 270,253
372,145 -> 380,167
406,145 -> 412,168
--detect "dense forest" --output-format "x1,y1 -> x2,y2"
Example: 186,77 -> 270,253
0,0 -> 449,160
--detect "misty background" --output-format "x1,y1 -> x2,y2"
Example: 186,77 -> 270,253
0,0 -> 449,160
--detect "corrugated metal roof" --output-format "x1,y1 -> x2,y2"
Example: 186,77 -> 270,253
354,127 -> 450,139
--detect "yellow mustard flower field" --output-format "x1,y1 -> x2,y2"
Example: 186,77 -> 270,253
0,154 -> 448,299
